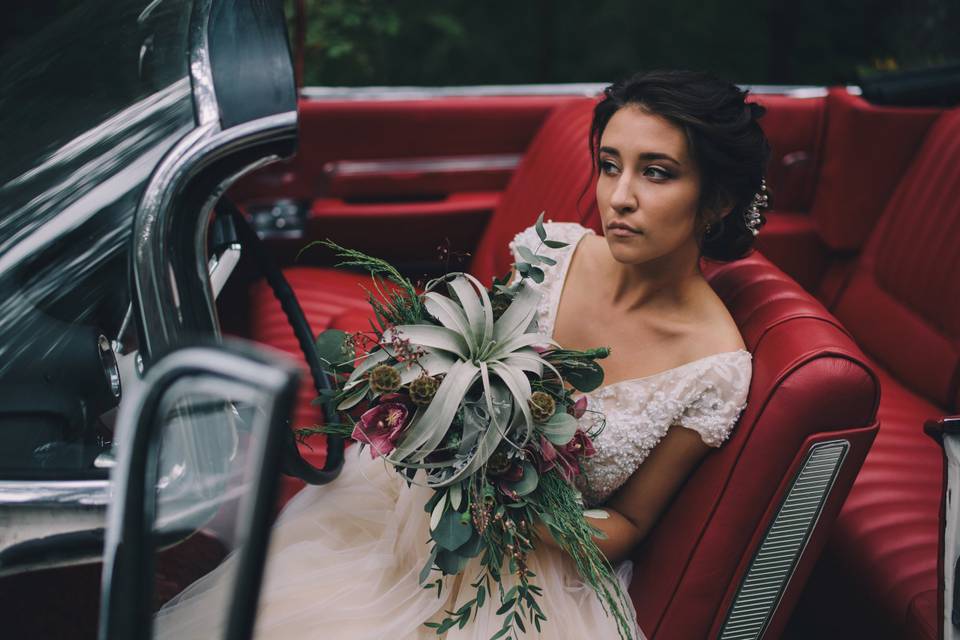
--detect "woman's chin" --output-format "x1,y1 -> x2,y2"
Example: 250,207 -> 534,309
605,241 -> 650,265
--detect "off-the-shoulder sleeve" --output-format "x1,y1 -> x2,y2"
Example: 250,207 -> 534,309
678,351 -> 752,447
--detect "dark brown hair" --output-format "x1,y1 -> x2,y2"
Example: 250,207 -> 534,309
590,70 -> 771,261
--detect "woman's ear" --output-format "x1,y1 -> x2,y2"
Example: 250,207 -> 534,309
700,194 -> 735,235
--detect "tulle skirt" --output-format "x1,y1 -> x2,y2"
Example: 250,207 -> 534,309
154,447 -> 644,639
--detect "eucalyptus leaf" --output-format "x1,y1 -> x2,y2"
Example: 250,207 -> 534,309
528,266 -> 545,283
458,531 -> 484,558
543,239 -> 569,249
435,548 -> 471,575
516,245 -> 541,265
535,211 -> 547,241
433,505 -> 474,551
541,411 -> 579,445
314,329 -> 349,370
537,254 -> 557,266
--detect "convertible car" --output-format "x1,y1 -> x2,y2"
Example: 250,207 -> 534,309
1,1 -> 959,639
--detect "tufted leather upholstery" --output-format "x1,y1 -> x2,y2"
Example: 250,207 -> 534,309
470,98 -> 598,285
630,253 -> 878,639
814,107 -> 960,638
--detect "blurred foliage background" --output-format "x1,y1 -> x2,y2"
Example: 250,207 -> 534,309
286,0 -> 960,86
3,0 -> 957,87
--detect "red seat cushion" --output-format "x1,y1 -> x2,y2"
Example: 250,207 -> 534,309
753,211 -> 829,292
808,89 -> 940,252
823,107 -> 960,636
833,108 -> 960,410
470,98 -> 598,285
828,366 -> 943,629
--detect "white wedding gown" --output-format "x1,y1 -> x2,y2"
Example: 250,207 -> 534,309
154,223 -> 752,639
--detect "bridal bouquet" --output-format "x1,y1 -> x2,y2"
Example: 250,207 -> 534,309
298,216 -> 636,640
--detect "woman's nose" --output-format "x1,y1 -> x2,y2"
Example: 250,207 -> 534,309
610,175 -> 637,213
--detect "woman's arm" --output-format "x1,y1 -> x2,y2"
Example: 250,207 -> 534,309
536,424 -> 711,563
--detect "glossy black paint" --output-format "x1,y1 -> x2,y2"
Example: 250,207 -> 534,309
0,0 -> 196,479
209,0 -> 298,129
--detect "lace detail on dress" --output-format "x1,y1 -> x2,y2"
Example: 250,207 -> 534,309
575,350 -> 751,505
508,222 -> 753,507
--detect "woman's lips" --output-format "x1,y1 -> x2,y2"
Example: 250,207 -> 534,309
607,223 -> 642,237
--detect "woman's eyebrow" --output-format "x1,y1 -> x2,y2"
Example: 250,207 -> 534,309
599,146 -> 681,165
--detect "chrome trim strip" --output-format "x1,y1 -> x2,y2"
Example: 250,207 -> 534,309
323,153 -> 522,177
132,111 -> 297,359
942,434 -> 960,640
719,440 -> 850,640
300,83 -> 856,101
188,0 -> 218,125
0,480 -> 111,507
209,244 -> 242,298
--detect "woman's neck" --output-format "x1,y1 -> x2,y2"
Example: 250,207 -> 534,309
604,238 -> 704,311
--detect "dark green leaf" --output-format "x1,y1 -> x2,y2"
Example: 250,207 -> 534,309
562,360 -> 605,392
514,612 -> 526,633
543,239 -> 569,249
516,262 -> 530,275
435,548 -> 470,574
433,507 -> 474,551
496,598 -> 516,615
458,531 -> 484,558
490,626 -> 511,640
419,545 -> 439,585
535,211 -> 547,241
528,266 -> 545,283
537,254 -> 557,266
315,329 -> 350,370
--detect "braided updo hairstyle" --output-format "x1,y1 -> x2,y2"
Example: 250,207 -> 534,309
590,70 -> 771,261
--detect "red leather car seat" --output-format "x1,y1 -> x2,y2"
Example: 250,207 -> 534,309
246,95 -> 883,638
812,107 -> 960,639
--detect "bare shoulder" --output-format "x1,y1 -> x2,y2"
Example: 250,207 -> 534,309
680,279 -> 746,358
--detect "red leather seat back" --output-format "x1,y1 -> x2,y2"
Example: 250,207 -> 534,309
831,108 -> 960,411
629,253 -> 879,638
470,98 -> 599,284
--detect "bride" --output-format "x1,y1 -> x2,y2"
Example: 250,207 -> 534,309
155,69 -> 766,639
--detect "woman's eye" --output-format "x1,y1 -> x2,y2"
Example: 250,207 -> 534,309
599,160 -> 620,175
644,166 -> 672,180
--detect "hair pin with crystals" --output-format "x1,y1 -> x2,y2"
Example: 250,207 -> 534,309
744,178 -> 769,236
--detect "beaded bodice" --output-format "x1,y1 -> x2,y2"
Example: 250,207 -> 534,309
509,222 -> 752,506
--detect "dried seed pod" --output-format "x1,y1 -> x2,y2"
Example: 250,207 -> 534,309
408,374 -> 440,406
368,364 -> 401,394
528,391 -> 556,423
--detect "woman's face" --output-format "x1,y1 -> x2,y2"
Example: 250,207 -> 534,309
596,105 -> 703,266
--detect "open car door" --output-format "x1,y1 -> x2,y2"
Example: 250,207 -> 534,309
97,341 -> 300,640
